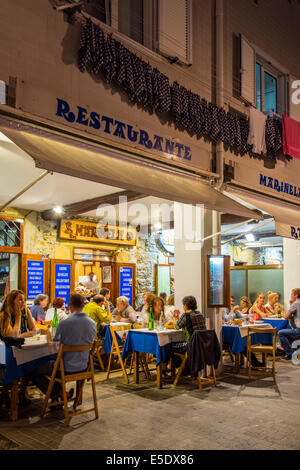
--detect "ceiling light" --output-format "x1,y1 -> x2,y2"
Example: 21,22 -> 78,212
245,233 -> 255,242
154,222 -> 162,230
53,206 -> 64,215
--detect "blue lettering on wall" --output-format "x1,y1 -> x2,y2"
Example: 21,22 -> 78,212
55,98 -> 192,160
259,173 -> 300,200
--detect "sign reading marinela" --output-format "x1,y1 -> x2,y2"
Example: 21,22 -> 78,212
59,219 -> 136,246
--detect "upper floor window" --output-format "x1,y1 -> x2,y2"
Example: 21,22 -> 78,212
239,35 -> 286,115
256,58 -> 282,114
82,0 -> 192,64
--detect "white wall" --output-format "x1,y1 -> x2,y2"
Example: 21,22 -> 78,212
283,237 -> 300,309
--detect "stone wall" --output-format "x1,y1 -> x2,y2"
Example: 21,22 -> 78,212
2,208 -> 168,305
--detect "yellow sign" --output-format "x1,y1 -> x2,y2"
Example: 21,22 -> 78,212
59,219 -> 136,246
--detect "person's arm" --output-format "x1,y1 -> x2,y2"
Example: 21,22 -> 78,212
104,301 -> 111,322
98,305 -> 110,324
284,304 -> 295,320
175,312 -> 186,330
251,304 -> 264,318
20,310 -> 37,338
128,308 -> 137,324
2,310 -> 22,337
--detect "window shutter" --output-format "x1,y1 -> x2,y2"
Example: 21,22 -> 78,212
289,75 -> 300,121
240,35 -> 255,105
158,0 -> 192,64
277,74 -> 286,115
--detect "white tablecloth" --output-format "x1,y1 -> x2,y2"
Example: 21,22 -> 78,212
238,323 -> 273,339
12,336 -> 59,365
131,328 -> 186,347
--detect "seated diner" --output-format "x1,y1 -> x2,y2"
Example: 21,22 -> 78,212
0,289 -> 36,339
112,296 -> 137,323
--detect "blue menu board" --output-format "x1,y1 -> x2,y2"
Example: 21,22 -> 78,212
120,267 -> 133,306
27,260 -> 44,300
54,264 -> 71,306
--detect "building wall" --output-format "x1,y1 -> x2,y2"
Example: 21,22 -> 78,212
0,206 -> 168,304
0,0 -> 214,174
223,0 -> 300,201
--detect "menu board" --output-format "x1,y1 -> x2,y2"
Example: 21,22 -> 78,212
206,255 -> 230,308
54,264 -> 71,306
120,266 -> 133,306
27,260 -> 44,300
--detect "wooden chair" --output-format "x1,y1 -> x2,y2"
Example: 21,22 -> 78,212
247,327 -> 277,381
41,341 -> 98,426
173,351 -> 217,390
106,324 -> 131,383
93,340 -> 105,371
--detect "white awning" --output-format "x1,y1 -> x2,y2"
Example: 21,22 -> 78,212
0,117 -> 262,219
225,186 -> 300,240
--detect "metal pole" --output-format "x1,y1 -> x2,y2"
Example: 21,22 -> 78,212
0,170 -> 51,212
201,218 -> 256,243
221,218 -> 274,245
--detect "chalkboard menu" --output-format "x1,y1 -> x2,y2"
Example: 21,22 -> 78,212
54,263 -> 71,306
206,255 -> 230,308
120,266 -> 133,306
27,260 -> 45,300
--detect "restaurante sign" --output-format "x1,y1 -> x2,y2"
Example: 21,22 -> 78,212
55,98 -> 192,160
59,219 -> 136,246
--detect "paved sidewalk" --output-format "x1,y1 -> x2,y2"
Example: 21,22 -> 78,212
0,359 -> 299,450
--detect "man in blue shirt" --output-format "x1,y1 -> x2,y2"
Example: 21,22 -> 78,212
279,288 -> 300,360
29,293 -> 96,399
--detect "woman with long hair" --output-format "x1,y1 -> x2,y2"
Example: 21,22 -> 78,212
0,289 -> 36,338
232,296 -> 252,316
250,292 -> 266,320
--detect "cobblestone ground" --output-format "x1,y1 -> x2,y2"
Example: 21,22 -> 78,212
0,358 -> 299,450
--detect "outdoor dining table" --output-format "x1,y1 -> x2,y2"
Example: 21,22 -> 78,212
103,322 -> 132,355
222,318 -> 290,373
0,336 -> 59,421
122,328 -> 186,388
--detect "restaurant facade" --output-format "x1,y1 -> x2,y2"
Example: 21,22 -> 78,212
0,0 -> 300,324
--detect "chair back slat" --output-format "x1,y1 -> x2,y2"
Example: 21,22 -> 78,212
110,325 -> 131,332
62,342 -> 95,353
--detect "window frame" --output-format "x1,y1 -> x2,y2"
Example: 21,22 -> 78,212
81,0 -> 192,65
255,55 -> 283,114
0,217 -> 24,254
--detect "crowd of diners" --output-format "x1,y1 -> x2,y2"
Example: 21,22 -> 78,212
0,286 -> 299,407
222,288 -> 300,361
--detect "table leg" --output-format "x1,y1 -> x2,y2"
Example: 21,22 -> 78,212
10,381 -> 19,421
234,354 -> 240,374
134,351 -> 139,384
156,363 -> 162,389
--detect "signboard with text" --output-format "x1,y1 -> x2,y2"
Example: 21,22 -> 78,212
54,263 -> 71,306
26,260 -> 45,300
119,267 -> 133,307
59,219 -> 136,246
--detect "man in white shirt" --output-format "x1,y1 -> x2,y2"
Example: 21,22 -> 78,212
84,272 -> 100,295
278,288 -> 300,360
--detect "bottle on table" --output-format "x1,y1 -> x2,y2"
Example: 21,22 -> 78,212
148,306 -> 154,331
277,305 -> 282,318
52,308 -> 59,337
249,311 -> 254,324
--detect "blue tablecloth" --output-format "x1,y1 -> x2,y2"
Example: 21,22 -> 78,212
222,318 -> 291,355
262,318 -> 290,330
2,347 -> 57,386
103,325 -> 125,355
122,330 -> 171,366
